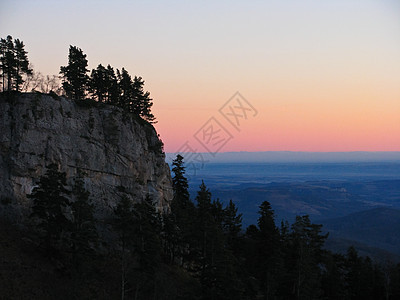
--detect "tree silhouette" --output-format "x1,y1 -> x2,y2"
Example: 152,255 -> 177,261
116,67 -> 134,111
28,164 -> 71,252
60,45 -> 89,100
251,201 -> 281,299
171,155 -> 192,224
105,64 -> 119,104
69,170 -> 98,268
14,38 -> 32,91
164,155 -> 195,265
0,35 -> 32,92
132,76 -> 155,122
223,200 -> 242,246
112,195 -> 135,300
0,36 -> 15,91
287,215 -> 329,300
132,195 -> 162,272
89,64 -> 108,102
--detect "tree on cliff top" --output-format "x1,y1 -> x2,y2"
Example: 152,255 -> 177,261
131,75 -> 155,123
115,68 -> 156,122
89,63 -> 119,104
0,35 -> 32,92
60,45 -> 89,100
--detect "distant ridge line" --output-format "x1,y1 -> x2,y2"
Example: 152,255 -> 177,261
166,151 -> 400,163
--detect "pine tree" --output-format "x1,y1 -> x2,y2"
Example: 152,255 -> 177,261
60,45 -> 89,100
320,252 -> 347,299
116,67 -> 133,111
161,211 -> 179,264
14,38 -> 32,91
194,181 -> 218,297
256,201 -> 281,299
132,76 -> 155,122
89,64 -> 108,102
288,215 -> 328,300
70,170 -> 98,267
0,38 -> 5,91
194,181 -> 213,270
0,35 -> 32,92
28,164 -> 71,252
133,195 -> 162,270
223,200 -> 242,247
114,69 -> 156,122
112,195 -> 135,300
131,195 -> 162,298
171,154 -> 193,224
106,64 -> 119,104
168,154 -> 195,265
196,181 -> 212,217
0,36 -> 15,91
194,182 -> 244,300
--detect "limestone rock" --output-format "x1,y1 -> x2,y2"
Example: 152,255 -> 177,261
0,93 -> 172,220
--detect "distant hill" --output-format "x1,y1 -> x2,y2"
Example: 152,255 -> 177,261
324,236 -> 400,263
320,207 -> 400,256
207,180 -> 400,225
166,151 -> 400,163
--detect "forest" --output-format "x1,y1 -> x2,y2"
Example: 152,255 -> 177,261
1,156 -> 400,299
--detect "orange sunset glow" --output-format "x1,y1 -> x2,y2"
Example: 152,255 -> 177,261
1,0 -> 399,153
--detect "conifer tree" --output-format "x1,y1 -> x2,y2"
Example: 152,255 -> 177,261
132,76 -> 155,122
194,181 -> 213,270
167,154 -> 195,264
89,64 -> 108,102
223,199 -> 242,251
28,164 -> 71,252
288,215 -> 328,300
112,195 -> 135,300
133,195 -> 162,269
106,64 -> 119,104
194,182 -> 217,296
60,45 -> 89,100
194,182 -> 244,300
255,201 -> 281,299
0,35 -> 32,91
116,67 -> 133,111
70,170 -> 98,267
0,37 -> 6,91
171,154 -> 193,224
0,36 -> 15,91
114,69 -> 156,122
131,195 -> 162,298
14,38 -> 32,91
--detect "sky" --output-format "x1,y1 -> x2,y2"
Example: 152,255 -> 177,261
1,0 -> 399,153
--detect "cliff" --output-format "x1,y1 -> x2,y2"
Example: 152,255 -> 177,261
0,93 -> 172,220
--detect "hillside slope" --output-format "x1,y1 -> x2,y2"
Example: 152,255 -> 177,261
321,207 -> 400,256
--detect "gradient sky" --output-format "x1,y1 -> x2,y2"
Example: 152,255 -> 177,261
1,0 -> 399,152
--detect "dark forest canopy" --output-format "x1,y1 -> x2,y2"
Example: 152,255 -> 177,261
2,157 -> 400,299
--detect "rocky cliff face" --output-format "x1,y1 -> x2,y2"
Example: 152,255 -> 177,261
0,93 -> 172,220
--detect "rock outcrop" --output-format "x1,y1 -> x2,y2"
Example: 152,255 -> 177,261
0,93 -> 172,220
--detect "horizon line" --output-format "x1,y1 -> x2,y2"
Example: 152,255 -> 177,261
166,150 -> 400,154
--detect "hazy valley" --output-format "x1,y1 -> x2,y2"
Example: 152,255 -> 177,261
182,160 -> 400,259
